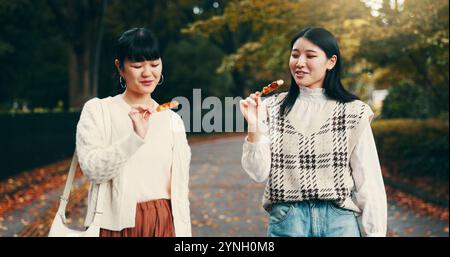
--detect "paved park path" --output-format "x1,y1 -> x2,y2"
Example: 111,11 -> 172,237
1,136 -> 448,237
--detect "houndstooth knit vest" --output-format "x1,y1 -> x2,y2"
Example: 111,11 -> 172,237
262,93 -> 373,211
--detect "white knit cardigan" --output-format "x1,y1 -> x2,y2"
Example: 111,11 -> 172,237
76,97 -> 192,236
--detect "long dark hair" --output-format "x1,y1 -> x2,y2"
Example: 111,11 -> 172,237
114,27 -> 161,91
280,27 -> 358,117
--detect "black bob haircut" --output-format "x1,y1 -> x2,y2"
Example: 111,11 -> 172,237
115,27 -> 161,69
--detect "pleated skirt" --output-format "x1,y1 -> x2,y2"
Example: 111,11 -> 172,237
100,199 -> 175,237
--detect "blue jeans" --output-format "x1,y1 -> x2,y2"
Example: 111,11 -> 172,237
267,200 -> 361,237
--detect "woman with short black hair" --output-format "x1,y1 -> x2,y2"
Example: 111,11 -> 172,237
76,27 -> 191,237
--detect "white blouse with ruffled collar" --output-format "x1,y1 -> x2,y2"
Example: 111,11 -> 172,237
241,86 -> 387,237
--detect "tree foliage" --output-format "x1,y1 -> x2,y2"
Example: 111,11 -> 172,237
0,0 -> 67,109
184,0 -> 374,95
381,80 -> 430,119
185,0 -> 448,116
0,0 -> 230,110
0,0 -> 448,116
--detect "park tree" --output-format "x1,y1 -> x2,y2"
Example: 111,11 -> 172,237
0,0 -> 230,110
3,0 -> 446,115
183,0 -> 374,97
46,0 -> 108,109
0,0 -> 68,110
101,0 -> 231,102
357,0 -> 449,116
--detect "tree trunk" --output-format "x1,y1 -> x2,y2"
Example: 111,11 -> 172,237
68,46 -> 81,109
50,0 -> 108,109
231,70 -> 246,97
82,44 -> 91,105
92,0 -> 108,97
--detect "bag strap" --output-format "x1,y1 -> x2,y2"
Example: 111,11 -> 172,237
56,150 -> 80,222
92,97 -> 112,224
57,97 -> 112,225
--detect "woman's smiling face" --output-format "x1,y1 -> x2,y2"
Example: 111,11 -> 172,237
116,58 -> 163,95
289,37 -> 336,89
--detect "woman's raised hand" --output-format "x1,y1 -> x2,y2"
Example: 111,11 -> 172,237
128,104 -> 154,139
239,91 -> 262,132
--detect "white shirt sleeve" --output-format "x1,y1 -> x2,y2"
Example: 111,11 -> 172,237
242,134 -> 271,183
241,97 -> 272,183
350,123 -> 388,237
76,99 -> 145,184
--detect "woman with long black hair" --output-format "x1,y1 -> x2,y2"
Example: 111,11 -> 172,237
240,27 -> 387,237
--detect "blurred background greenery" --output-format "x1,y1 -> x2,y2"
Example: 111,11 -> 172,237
0,0 -> 448,200
0,0 -> 447,114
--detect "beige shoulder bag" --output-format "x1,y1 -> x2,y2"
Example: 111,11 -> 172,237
48,98 -> 111,237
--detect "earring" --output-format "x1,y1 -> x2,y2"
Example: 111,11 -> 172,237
120,77 -> 126,88
158,74 -> 164,85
